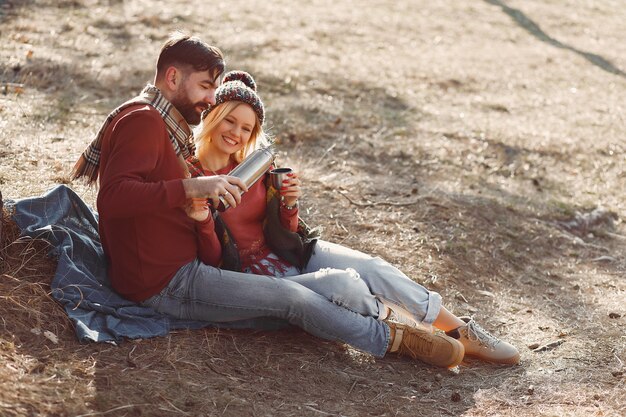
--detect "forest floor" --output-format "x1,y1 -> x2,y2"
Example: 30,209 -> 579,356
1,0 -> 625,416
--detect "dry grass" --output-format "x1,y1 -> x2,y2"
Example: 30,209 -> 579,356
1,0 -> 625,416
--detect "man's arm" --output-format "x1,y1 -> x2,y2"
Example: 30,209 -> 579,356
182,175 -> 247,210
97,109 -> 247,219
194,214 -> 223,266
97,110 -> 187,218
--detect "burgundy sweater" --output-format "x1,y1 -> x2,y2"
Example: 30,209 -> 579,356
206,162 -> 299,272
97,105 -> 220,302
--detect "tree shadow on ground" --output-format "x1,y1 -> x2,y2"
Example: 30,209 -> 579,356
484,0 -> 626,78
2,1 -> 623,414
273,95 -> 625,409
298,123 -> 626,408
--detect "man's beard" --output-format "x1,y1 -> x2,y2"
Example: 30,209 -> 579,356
171,92 -> 207,126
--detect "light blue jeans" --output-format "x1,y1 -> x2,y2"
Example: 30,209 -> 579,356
303,240 -> 442,325
141,240 -> 441,357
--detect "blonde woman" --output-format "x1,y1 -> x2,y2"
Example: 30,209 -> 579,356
163,71 -> 521,367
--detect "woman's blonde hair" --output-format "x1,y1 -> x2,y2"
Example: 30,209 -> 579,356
195,101 -> 269,163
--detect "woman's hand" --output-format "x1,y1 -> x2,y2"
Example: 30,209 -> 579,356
185,197 -> 210,222
280,172 -> 302,208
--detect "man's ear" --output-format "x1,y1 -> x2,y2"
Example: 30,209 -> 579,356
164,66 -> 181,91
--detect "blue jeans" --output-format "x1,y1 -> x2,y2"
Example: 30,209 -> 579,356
142,240 -> 441,357
303,240 -> 442,326
141,257 -> 391,357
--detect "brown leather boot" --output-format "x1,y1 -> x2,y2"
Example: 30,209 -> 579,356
387,321 -> 464,368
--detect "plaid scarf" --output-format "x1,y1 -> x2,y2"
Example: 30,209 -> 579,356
71,84 -> 195,184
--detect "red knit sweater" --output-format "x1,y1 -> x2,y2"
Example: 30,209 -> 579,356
206,163 -> 299,273
96,105 -> 221,302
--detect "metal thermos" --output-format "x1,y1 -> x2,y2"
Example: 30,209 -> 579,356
216,147 -> 275,211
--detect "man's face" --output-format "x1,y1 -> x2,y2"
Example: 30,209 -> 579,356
171,70 -> 219,125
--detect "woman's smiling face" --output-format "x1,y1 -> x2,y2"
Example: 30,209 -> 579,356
210,103 -> 257,156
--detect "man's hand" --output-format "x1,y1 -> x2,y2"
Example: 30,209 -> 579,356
182,175 -> 248,209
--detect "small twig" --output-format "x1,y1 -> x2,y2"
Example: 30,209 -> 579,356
304,405 -> 334,416
348,379 -> 358,395
158,394 -> 191,415
222,399 -> 234,415
126,345 -> 137,368
75,404 -> 151,417
605,231 -> 626,241
206,361 -> 229,376
338,190 -> 424,207
437,406 -> 455,416
455,291 -> 469,303
231,335 -> 252,367
533,339 -> 565,352
539,219 -> 613,252
591,255 -> 618,263
316,143 -> 336,164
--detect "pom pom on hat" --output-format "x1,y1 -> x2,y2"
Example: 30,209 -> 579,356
222,70 -> 257,92
204,70 -> 264,124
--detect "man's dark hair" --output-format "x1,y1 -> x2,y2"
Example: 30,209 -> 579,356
156,31 -> 225,79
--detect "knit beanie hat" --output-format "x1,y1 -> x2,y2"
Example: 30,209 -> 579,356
204,70 -> 265,124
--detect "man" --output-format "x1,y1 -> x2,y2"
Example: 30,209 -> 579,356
72,32 -> 246,302
72,32 -> 512,369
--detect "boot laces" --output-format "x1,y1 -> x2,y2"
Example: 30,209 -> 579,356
399,331 -> 433,357
465,320 -> 501,349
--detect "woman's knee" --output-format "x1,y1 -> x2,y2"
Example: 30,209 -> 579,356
311,267 -> 379,315
314,267 -> 371,295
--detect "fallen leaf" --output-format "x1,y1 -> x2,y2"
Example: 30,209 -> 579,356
43,331 -> 59,344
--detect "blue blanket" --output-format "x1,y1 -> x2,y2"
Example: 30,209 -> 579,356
8,185 -> 286,343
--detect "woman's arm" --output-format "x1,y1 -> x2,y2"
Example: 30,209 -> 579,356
185,197 -> 222,266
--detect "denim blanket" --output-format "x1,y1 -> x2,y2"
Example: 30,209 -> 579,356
8,185 -> 284,343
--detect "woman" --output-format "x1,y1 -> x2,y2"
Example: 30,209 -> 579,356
186,71 -> 520,366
